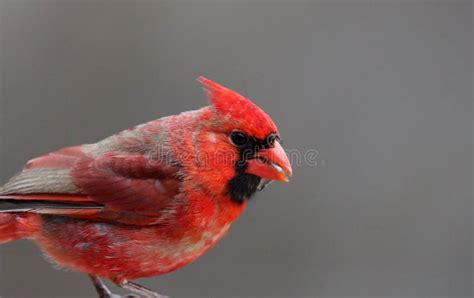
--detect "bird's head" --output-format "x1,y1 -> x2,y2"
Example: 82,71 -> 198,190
187,77 -> 292,204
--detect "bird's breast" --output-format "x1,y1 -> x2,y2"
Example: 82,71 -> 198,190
35,193 -> 246,282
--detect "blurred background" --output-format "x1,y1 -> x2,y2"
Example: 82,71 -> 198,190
0,1 -> 472,297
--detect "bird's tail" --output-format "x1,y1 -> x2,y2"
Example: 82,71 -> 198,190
0,212 -> 38,243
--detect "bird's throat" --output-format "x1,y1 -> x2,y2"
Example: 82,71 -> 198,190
228,174 -> 261,204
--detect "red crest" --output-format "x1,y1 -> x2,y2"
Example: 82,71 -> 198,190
198,77 -> 278,139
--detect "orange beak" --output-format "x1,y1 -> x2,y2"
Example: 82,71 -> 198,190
245,141 -> 293,182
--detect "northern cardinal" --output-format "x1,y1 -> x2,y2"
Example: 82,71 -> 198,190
0,77 -> 292,298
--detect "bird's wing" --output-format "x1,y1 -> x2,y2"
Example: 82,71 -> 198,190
0,136 -> 183,225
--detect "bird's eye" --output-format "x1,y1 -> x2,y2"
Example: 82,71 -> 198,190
230,131 -> 249,147
265,133 -> 280,147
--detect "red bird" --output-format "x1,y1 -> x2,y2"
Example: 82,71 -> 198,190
0,77 -> 292,298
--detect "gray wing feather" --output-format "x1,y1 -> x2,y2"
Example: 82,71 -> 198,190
0,199 -> 102,213
0,169 -> 80,195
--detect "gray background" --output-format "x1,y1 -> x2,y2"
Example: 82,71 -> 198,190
0,1 -> 472,297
